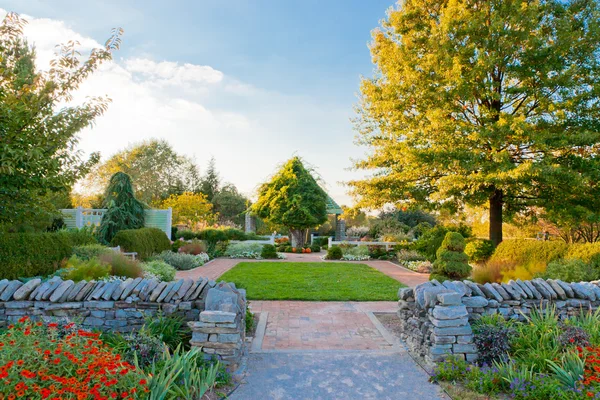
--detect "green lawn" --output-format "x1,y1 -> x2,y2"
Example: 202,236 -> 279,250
218,262 -> 405,301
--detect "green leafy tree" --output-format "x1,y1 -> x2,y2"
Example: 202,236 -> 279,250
97,172 -> 146,244
350,0 -> 600,246
80,139 -> 200,205
199,157 -> 220,202
252,157 -> 328,247
0,13 -> 122,227
212,184 -> 249,227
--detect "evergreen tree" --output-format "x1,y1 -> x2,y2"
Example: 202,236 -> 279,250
350,0 -> 600,246
252,157 -> 328,247
199,157 -> 220,202
97,172 -> 145,244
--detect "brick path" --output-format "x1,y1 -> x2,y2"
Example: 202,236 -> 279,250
250,301 -> 397,351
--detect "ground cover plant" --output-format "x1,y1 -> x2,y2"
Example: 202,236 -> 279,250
219,262 -> 404,301
432,307 -> 600,398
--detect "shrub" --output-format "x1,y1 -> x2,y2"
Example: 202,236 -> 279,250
0,317 -> 148,398
397,249 -> 426,263
176,229 -> 196,240
465,239 -> 494,263
565,242 -> 600,268
62,256 -> 111,281
430,232 -> 471,281
343,245 -> 370,257
98,251 -> 144,278
346,226 -> 370,238
310,244 -> 321,253
102,329 -> 165,370
72,244 -> 112,260
540,258 -> 599,282
110,227 -> 171,260
0,229 -> 97,279
403,260 -> 432,273
284,246 -> 293,253
179,239 -> 208,255
471,261 -> 504,283
473,318 -> 515,366
225,242 -> 263,259
155,251 -> 208,270
261,244 -> 278,259
430,355 -> 471,383
557,324 -> 590,349
142,260 -> 176,281
490,239 -> 568,281
326,246 -> 343,260
414,225 -> 450,261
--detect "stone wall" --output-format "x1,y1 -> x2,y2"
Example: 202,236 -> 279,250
0,276 -> 246,368
397,278 -> 600,364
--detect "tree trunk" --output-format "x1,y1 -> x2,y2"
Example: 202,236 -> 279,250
489,189 -> 503,247
290,229 -> 306,248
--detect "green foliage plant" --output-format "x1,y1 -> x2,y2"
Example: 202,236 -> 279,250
143,312 -> 191,351
261,244 -> 278,259
224,242 -> 263,259
0,230 -> 96,279
540,259 -> 599,283
465,239 -> 495,264
63,256 -> 111,281
142,260 -> 176,282
98,172 -> 146,244
430,232 -> 471,281
155,251 -> 208,270
72,244 -> 112,260
0,13 -> 122,227
110,227 -> 171,260
252,157 -> 328,247
98,251 -> 143,279
325,246 -> 343,260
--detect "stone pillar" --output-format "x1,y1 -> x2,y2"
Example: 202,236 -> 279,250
245,213 -> 256,234
335,216 -> 346,241
190,310 -> 244,369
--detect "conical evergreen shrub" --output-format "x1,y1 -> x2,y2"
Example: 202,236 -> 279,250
97,172 -> 146,244
430,232 -> 472,282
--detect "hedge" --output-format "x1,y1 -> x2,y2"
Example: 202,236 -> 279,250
0,230 -> 97,280
489,239 -> 569,281
110,227 -> 171,260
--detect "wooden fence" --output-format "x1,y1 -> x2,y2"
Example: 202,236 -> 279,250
61,207 -> 172,239
327,237 -> 401,251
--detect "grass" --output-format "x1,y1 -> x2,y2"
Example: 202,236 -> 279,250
218,262 -> 405,301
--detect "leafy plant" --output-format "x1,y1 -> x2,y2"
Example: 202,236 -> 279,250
325,246 -> 343,260
430,356 -> 471,383
99,251 -> 144,278
155,250 -> 208,270
540,258 -> 599,283
546,351 -> 584,389
110,227 -> 171,260
142,260 -> 177,282
557,324 -> 590,349
225,242 -> 263,259
72,244 -> 112,260
473,318 -> 515,366
465,239 -> 495,264
261,244 -> 278,259
102,329 -> 166,370
143,312 -> 192,351
430,232 -> 471,281
97,172 -> 146,244
178,240 -> 208,255
397,249 -> 426,263
63,256 -> 111,281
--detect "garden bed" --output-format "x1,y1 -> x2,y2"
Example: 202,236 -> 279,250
219,262 -> 405,301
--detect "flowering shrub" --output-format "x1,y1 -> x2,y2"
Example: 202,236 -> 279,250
403,260 -> 432,273
0,317 -> 148,399
141,260 -> 176,282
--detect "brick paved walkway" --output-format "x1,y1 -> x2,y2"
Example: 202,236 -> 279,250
250,301 -> 397,351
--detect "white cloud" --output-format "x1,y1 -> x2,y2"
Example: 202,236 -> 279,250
125,58 -> 224,86
0,8 -> 363,205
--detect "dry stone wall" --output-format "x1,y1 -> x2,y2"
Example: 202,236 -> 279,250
397,278 -> 600,364
0,276 -> 246,368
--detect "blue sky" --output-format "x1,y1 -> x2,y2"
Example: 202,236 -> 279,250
1,0 -> 395,205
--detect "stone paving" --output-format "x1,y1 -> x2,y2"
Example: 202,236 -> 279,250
229,352 -> 448,400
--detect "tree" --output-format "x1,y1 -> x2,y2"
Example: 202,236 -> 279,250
349,0 -> 600,246
212,184 -> 248,227
430,232 -> 471,282
252,157 -> 328,247
199,157 -> 220,202
97,172 -> 145,244
161,192 -> 215,228
80,139 -> 200,205
0,13 -> 122,226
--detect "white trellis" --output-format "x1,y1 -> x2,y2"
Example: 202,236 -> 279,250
60,207 -> 172,239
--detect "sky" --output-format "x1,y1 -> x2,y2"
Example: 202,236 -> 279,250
1,0 -> 395,205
